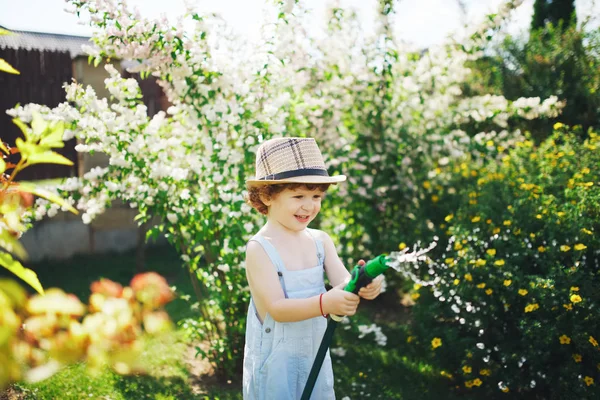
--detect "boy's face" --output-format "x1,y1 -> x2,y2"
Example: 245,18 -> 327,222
264,186 -> 325,232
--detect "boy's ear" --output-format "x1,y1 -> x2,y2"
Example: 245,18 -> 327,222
259,193 -> 271,207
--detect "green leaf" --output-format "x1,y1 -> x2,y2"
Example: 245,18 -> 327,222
0,58 -> 19,74
27,150 -> 73,166
0,252 -> 43,295
0,230 -> 28,261
13,118 -> 31,141
31,113 -> 47,138
16,138 -> 72,167
17,182 -> 78,215
39,120 -> 66,149
0,141 -> 9,154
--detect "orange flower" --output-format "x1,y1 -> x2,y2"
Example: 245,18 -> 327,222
90,278 -> 124,298
130,272 -> 174,308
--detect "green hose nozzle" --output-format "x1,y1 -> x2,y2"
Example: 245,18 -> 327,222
343,255 -> 389,293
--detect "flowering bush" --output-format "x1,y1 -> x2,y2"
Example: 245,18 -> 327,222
405,125 -> 599,398
7,0 -> 568,380
307,1 -> 563,268
0,272 -> 174,390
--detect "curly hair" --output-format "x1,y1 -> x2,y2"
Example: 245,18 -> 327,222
245,183 -> 331,215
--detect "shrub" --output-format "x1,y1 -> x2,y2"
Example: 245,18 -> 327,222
407,125 -> 600,398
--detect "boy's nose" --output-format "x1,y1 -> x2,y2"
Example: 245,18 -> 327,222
301,201 -> 313,211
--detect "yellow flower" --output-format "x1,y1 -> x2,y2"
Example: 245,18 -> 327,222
413,283 -> 422,290
445,258 -> 455,265
590,336 -> 599,347
453,279 -> 460,285
454,242 -> 463,250
501,387 -> 510,393
431,337 -> 442,349
574,243 -> 587,251
560,245 -> 571,252
572,354 -> 582,363
465,380 -> 474,388
559,335 -> 571,344
431,195 -> 439,203
471,216 -> 481,223
445,214 -> 454,222
412,293 -> 421,300
503,280 -> 512,287
480,369 -> 491,376
584,376 -> 594,386
563,303 -> 573,311
465,273 -> 473,282
570,294 -> 582,304
494,259 -> 505,266
503,220 -> 511,226
462,365 -> 472,374
485,288 -> 493,295
399,242 -> 407,250
581,167 -> 590,174
406,336 -> 414,343
486,219 -> 492,224
535,214 -> 543,219
486,249 -> 496,257
570,286 -> 579,292
475,259 -> 487,267
553,122 -> 564,130
423,181 -> 431,189
493,227 -> 501,234
581,228 -> 593,235
538,246 -> 546,253
518,289 -> 528,296
524,303 -> 539,312
473,378 -> 482,387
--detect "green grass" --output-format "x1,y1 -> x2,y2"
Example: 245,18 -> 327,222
4,246 -> 457,399
331,299 -> 461,400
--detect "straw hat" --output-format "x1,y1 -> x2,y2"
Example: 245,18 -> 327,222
246,137 -> 346,187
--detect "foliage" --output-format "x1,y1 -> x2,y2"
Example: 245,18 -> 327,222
405,125 -> 599,398
0,114 -> 78,293
0,271 -> 175,391
8,0 -> 567,380
531,0 -> 576,31
464,21 -> 600,141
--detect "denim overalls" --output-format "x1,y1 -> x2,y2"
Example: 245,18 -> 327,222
242,228 -> 335,400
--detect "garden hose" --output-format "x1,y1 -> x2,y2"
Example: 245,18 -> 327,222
301,255 -> 389,400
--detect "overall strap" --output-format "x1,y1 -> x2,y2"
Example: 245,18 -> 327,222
249,235 -> 289,298
306,229 -> 326,268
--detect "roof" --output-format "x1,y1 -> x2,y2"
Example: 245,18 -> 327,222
0,25 -> 91,58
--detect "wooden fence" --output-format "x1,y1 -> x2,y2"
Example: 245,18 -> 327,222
0,48 -> 77,181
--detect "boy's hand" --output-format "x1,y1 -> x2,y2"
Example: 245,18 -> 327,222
323,288 -> 360,316
356,259 -> 384,300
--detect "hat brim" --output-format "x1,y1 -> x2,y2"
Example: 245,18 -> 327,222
246,174 -> 346,187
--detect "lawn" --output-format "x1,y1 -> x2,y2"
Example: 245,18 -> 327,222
2,245 -> 458,399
